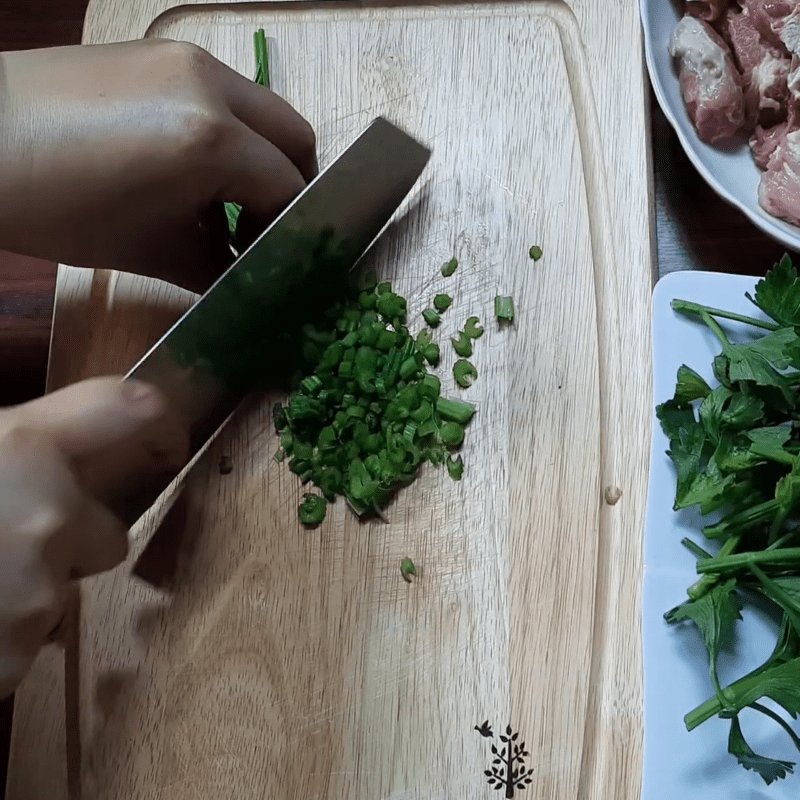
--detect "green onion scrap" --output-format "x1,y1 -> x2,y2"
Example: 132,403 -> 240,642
447,455 -> 464,481
434,293 -> 453,313
441,257 -> 459,277
422,308 -> 441,328
400,557 -> 416,582
299,493 -> 327,525
454,359 -> 478,388
452,331 -> 473,358
495,295 -> 515,323
464,316 -> 484,339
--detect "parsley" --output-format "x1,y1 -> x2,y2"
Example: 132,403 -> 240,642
658,255 -> 800,784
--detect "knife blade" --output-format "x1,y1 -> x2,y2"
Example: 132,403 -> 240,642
119,117 -> 431,532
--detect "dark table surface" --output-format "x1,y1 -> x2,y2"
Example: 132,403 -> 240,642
0,1 -> 794,795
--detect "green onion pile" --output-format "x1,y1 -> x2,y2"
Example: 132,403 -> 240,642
273,274 -> 477,523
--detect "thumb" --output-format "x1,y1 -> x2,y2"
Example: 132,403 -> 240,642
2,378 -> 166,456
1,378 -> 189,498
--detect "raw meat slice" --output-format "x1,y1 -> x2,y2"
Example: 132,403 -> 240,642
757,56 -> 800,223
670,15 -> 746,143
750,120 -> 789,167
723,5 -> 790,125
742,0 -> 796,53
685,0 -> 732,22
757,129 -> 800,224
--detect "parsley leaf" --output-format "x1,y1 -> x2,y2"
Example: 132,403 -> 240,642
747,426 -> 794,464
748,254 -> 800,328
656,398 -> 696,443
728,716 -> 795,785
666,579 -> 742,705
675,365 -> 712,403
725,343 -> 793,405
746,326 -> 798,370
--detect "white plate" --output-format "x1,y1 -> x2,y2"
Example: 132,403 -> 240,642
645,270 -> 797,799
640,0 -> 800,252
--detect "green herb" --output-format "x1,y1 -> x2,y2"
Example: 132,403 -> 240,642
447,455 -> 464,481
274,281 -> 477,519
422,308 -> 441,328
464,316 -> 484,339
452,331 -> 473,358
440,422 -> 465,447
441,257 -> 459,277
434,293 -> 453,313
400,556 -> 416,582
495,296 -> 514,323
454,359 -> 478,388
299,493 -> 327,525
657,254 -> 800,784
529,245 -> 543,261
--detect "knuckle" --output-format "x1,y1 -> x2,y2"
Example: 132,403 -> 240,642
160,39 -> 215,73
296,118 -> 317,157
175,108 -> 230,163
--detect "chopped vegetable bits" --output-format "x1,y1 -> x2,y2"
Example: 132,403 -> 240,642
274,280 -> 477,517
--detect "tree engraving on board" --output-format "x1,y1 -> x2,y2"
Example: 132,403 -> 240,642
475,721 -> 534,797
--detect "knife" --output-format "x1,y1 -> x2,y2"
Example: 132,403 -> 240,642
118,117 -> 431,538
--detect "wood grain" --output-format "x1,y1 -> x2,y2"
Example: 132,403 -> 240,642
7,1 -> 654,798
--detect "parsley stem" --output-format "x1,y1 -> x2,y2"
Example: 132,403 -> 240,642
700,310 -> 731,348
688,535 -> 741,600
697,547 -> 800,575
682,537 -> 712,560
672,299 -> 779,332
751,702 -> 800,754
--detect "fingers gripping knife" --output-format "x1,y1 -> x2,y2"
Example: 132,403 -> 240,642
118,118 -> 431,583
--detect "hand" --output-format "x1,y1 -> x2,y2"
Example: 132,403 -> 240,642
0,40 -> 318,293
0,378 -> 188,698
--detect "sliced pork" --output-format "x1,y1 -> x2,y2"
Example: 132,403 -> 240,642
741,0 -> 796,53
722,5 -> 790,126
686,0 -> 733,22
757,129 -> 800,223
750,120 -> 789,167
670,15 -> 746,143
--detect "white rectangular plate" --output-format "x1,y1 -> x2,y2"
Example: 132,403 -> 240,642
645,270 -> 797,799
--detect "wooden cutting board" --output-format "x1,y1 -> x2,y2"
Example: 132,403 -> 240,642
7,1 -> 655,798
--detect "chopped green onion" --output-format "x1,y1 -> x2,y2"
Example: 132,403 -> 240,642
420,374 -> 441,401
433,293 -> 453,313
447,455 -> 464,481
441,257 -> 459,277
274,279 -> 477,521
529,245 -> 543,261
452,332 -> 473,358
422,308 -> 440,328
494,295 -> 515,322
300,375 -> 323,395
464,316 -> 483,339
400,557 -> 416,582
454,359 -> 478,388
440,422 -> 465,447
422,343 -> 440,366
299,493 -> 327,525
436,396 -> 476,424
